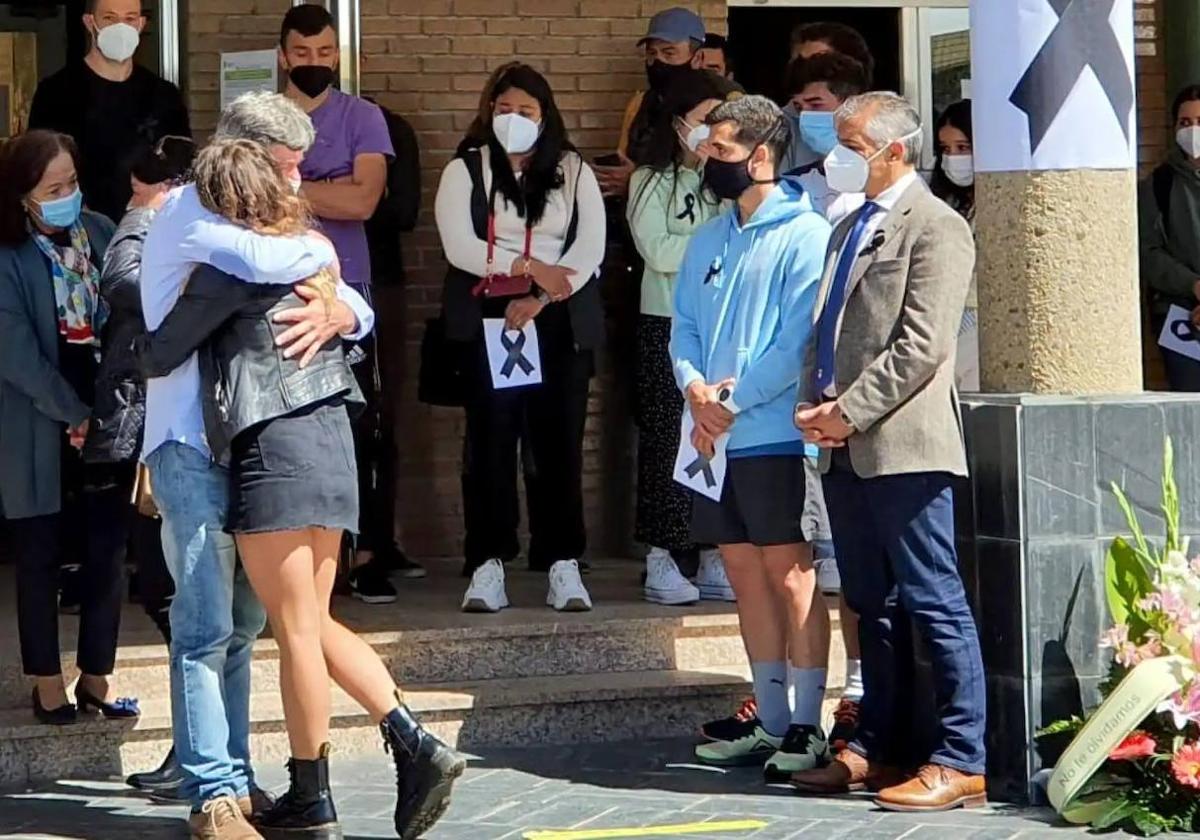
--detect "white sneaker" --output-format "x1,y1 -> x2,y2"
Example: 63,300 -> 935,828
462,559 -> 509,613
696,549 -> 736,601
644,548 -> 700,606
816,557 -> 841,594
546,559 -> 592,612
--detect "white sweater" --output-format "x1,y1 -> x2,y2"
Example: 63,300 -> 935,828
434,146 -> 606,293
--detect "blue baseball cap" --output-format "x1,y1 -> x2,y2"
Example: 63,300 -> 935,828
638,7 -> 705,47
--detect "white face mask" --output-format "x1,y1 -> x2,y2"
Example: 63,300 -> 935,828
824,129 -> 921,194
1178,126 -> 1200,160
684,123 -> 710,153
95,22 -> 140,62
941,153 -> 975,187
288,177 -> 303,195
492,112 -> 541,155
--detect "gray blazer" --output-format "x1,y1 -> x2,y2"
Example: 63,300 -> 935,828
809,180 -> 974,478
0,211 -> 115,519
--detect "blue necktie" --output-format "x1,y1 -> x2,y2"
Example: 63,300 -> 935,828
813,201 -> 880,395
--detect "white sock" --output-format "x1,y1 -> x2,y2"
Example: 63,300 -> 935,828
750,661 -> 790,737
788,666 -> 827,727
844,659 -> 864,702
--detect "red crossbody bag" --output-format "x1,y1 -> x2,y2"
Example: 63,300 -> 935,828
471,185 -> 534,299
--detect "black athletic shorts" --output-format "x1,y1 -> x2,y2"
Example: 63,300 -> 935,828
690,454 -> 807,547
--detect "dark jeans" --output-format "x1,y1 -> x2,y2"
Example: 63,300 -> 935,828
347,327 -> 399,556
822,451 -> 987,775
462,307 -> 591,573
130,512 -> 173,645
13,455 -> 132,677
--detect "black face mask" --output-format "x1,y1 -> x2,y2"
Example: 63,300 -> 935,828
704,153 -> 758,201
289,65 -> 336,98
646,60 -> 692,93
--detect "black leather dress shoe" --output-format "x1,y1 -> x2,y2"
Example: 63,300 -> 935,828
128,747 -> 185,796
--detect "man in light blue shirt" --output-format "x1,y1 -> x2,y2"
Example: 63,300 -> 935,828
138,92 -> 373,836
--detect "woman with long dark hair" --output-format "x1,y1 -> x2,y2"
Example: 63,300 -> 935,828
436,63 -> 606,613
929,99 -> 978,391
626,71 -> 740,605
0,130 -> 137,725
136,139 -> 465,840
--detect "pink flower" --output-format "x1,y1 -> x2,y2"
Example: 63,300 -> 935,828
1101,625 -> 1130,648
1110,731 -> 1157,761
1161,682 -> 1200,730
1173,743 -> 1200,789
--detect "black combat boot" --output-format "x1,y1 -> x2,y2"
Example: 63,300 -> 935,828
381,693 -> 466,840
254,743 -> 341,838
128,747 -> 186,802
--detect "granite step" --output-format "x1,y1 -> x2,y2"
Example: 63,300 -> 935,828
0,667 -> 768,789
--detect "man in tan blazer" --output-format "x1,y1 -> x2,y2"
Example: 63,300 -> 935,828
791,92 -> 987,811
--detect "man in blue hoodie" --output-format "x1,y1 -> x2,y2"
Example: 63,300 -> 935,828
671,95 -> 833,777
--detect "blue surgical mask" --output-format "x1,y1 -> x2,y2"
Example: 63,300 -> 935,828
34,188 -> 83,229
798,111 -> 839,156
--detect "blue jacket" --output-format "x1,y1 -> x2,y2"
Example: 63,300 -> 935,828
0,211 -> 115,518
670,179 -> 831,454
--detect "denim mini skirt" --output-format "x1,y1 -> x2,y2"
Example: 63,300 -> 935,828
227,397 -> 358,535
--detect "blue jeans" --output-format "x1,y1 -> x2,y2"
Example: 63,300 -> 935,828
822,454 -> 986,775
147,442 -> 267,807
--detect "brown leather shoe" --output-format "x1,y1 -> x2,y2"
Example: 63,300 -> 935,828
874,763 -> 986,812
791,749 -> 903,794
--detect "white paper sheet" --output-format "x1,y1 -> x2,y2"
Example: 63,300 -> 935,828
971,0 -> 1135,172
673,409 -> 728,502
1158,304 -> 1200,363
483,318 -> 542,390
219,50 -> 278,110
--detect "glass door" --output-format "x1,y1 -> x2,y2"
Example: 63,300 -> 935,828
914,6 -> 970,168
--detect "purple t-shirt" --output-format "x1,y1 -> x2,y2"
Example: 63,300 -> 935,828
301,89 -> 394,286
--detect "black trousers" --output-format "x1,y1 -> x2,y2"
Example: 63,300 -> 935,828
130,512 -> 173,645
462,306 -> 592,573
347,328 -> 399,556
13,454 -> 132,677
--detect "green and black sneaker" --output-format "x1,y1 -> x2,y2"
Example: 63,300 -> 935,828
763,724 -> 830,781
694,719 -> 783,767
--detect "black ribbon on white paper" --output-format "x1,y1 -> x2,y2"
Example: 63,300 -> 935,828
1172,318 -> 1200,344
1009,0 -> 1133,155
684,452 -> 717,489
499,331 -> 534,378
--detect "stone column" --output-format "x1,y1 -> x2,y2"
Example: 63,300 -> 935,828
971,0 -> 1142,394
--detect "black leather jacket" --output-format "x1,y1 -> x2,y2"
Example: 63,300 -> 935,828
83,207 -> 154,464
133,264 -> 365,459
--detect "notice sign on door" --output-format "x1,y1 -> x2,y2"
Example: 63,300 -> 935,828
220,50 -> 278,110
971,0 -> 1136,172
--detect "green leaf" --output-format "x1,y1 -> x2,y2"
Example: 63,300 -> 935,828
1113,481 -> 1154,566
1035,716 -> 1085,738
1061,795 -> 1119,826
1163,438 -> 1182,555
1132,810 -> 1165,837
1093,796 -> 1136,830
1106,536 -> 1154,626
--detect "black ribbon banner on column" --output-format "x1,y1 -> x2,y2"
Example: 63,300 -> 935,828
1009,0 -> 1134,154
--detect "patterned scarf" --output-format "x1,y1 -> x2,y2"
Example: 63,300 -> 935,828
30,222 -> 108,345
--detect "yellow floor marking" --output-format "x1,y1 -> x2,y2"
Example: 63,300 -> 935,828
523,818 -> 768,839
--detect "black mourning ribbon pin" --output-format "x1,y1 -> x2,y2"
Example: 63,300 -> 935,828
499,330 -> 535,378
704,257 -> 722,285
1009,0 -> 1133,154
676,193 -> 697,225
1172,318 -> 1200,344
684,452 -> 717,489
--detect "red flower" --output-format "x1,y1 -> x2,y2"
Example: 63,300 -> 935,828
1172,742 -> 1200,789
1110,731 -> 1157,761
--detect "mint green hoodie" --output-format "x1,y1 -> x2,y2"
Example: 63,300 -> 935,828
626,165 -> 722,318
